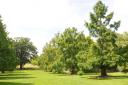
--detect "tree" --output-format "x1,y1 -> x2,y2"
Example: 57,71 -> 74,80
116,32 -> 128,71
0,16 -> 17,73
85,1 -> 120,77
39,34 -> 63,73
14,37 -> 37,70
58,27 -> 89,74
39,28 -> 94,74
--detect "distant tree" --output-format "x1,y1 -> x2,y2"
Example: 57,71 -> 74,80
0,16 -> 17,73
85,1 -> 120,77
14,37 -> 37,70
39,34 -> 63,73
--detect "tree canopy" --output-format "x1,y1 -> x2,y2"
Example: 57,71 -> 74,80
85,1 -> 120,77
39,27 -> 94,74
0,16 -> 17,73
13,37 -> 37,69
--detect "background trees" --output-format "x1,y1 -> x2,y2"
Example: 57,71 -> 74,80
116,32 -> 128,72
0,16 -> 17,73
39,27 -> 94,74
13,37 -> 37,70
85,1 -> 120,77
39,33 -> 63,73
57,27 -> 87,74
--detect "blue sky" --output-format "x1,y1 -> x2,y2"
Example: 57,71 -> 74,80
0,0 -> 127,54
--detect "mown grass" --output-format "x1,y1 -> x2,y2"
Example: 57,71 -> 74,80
0,70 -> 128,85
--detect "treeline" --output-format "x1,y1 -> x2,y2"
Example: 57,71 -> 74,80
38,1 -> 128,77
38,28 -> 94,74
1,1 -> 128,78
38,28 -> 95,74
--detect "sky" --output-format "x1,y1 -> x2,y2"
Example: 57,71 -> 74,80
0,0 -> 127,54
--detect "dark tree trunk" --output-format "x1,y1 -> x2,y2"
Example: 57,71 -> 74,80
20,63 -> 23,70
1,70 -> 5,73
101,67 -> 107,77
70,65 -> 77,75
70,69 -> 76,75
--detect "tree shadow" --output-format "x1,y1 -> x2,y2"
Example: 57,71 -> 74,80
16,67 -> 39,70
55,74 -> 71,76
0,76 -> 35,80
49,72 -> 66,75
50,72 -> 99,76
0,82 -> 33,85
84,73 -> 99,75
50,72 -> 76,76
0,73 -> 30,76
81,75 -> 128,80
0,72 -> 35,80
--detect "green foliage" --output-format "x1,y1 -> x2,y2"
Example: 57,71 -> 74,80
76,37 -> 94,72
57,27 -> 92,74
38,1 -> 128,76
39,27 -> 94,74
85,1 -> 120,76
39,34 -> 63,72
13,37 -> 37,69
77,70 -> 84,76
52,61 -> 64,73
116,32 -> 128,71
31,57 -> 39,65
0,16 -> 17,73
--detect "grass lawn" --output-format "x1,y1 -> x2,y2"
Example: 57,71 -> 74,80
0,70 -> 128,85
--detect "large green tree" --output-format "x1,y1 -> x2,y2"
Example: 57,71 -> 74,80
85,1 -> 120,77
58,27 -> 90,74
0,16 -> 17,73
14,37 -> 37,70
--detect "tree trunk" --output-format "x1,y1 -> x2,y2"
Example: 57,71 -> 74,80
70,69 -> 76,75
20,63 -> 23,70
101,67 -> 107,77
1,70 -> 5,73
70,65 -> 77,75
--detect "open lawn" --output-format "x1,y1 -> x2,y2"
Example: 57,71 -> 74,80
0,70 -> 128,85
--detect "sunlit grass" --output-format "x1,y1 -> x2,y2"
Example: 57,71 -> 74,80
0,70 -> 128,85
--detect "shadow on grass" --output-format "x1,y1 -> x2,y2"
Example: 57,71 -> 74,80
81,75 -> 128,80
49,72 -> 77,76
84,73 -> 99,75
0,76 -> 35,80
0,82 -> 33,85
0,72 -> 35,80
55,74 -> 72,76
50,72 -> 99,76
0,73 -> 30,76
16,68 -> 40,70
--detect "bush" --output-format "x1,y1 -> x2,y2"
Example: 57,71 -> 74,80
77,71 -> 84,76
52,61 -> 64,73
